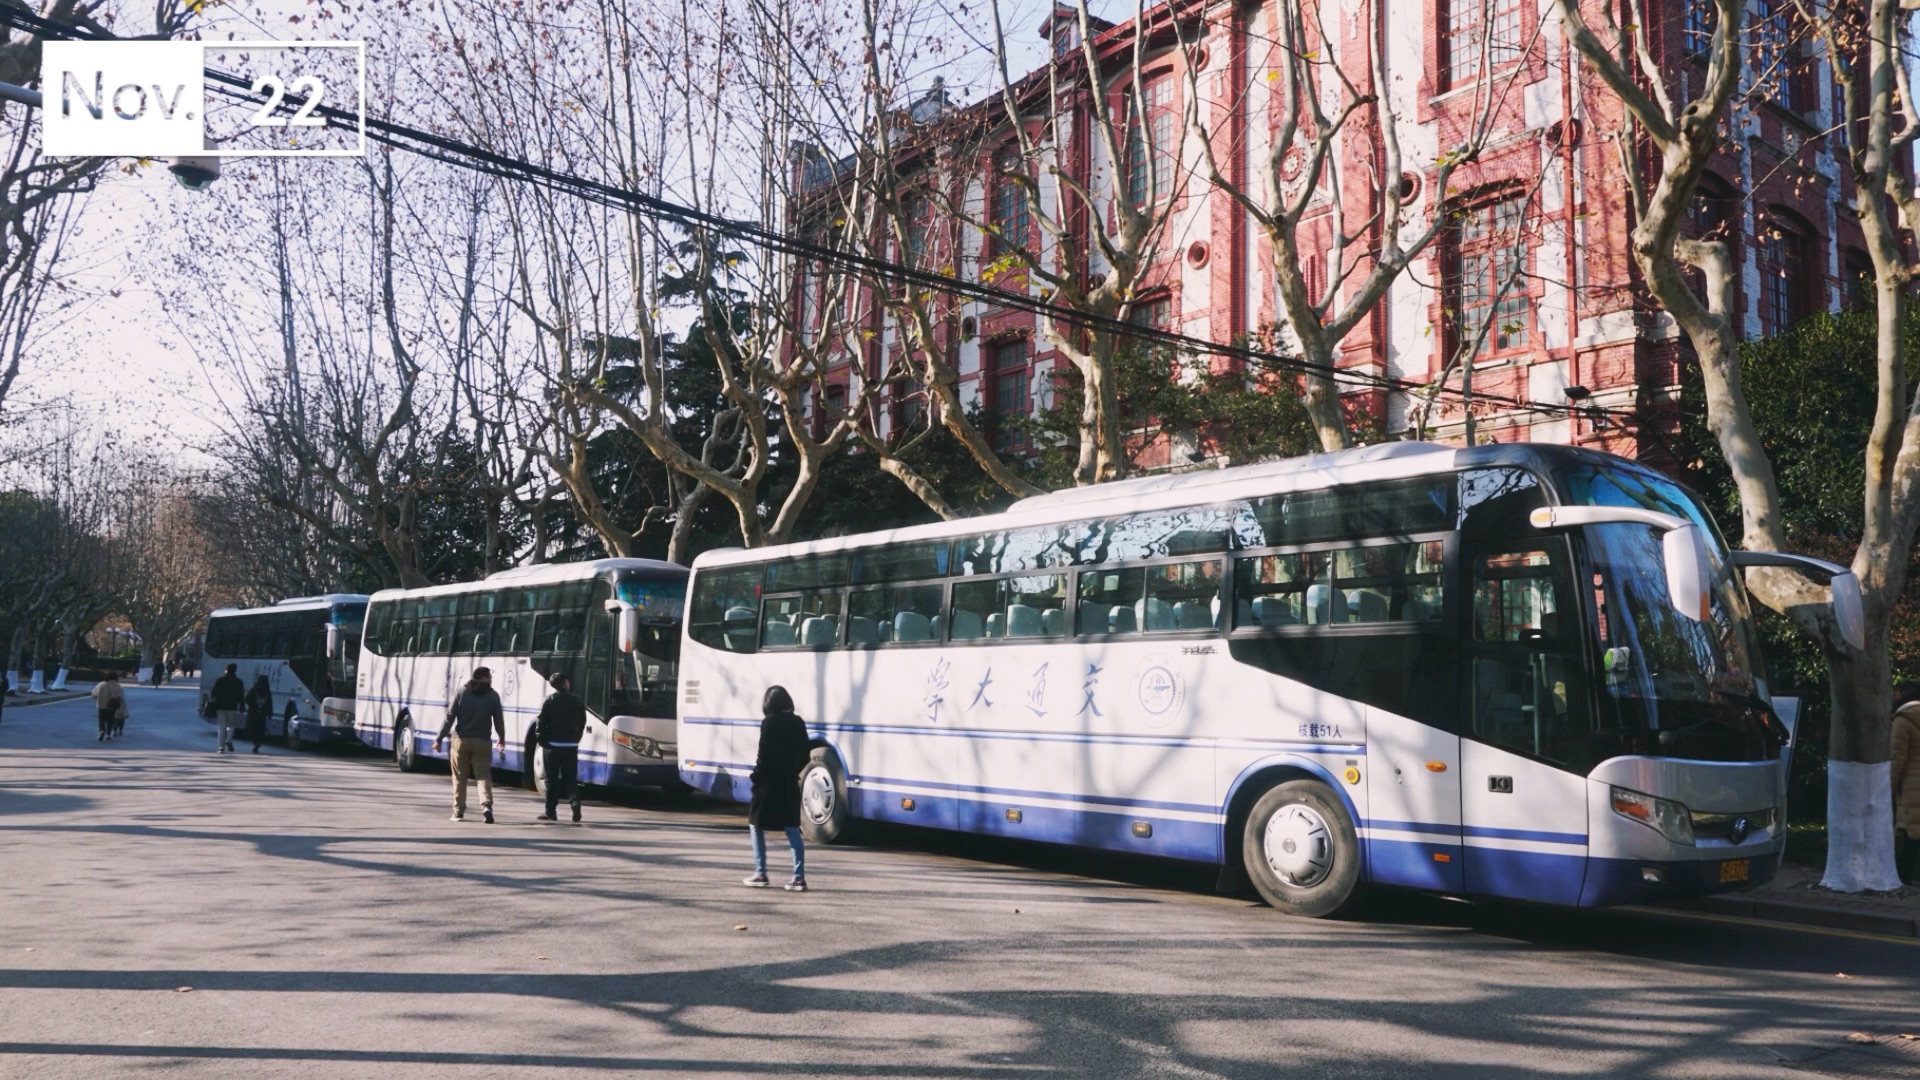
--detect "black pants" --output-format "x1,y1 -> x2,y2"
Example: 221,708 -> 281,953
1898,828 -> 1918,886
97,708 -> 113,738
245,714 -> 266,750
543,746 -> 581,814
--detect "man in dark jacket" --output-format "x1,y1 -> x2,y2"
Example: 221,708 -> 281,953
434,667 -> 506,823
744,685 -> 812,891
209,664 -> 246,753
532,673 -> 588,823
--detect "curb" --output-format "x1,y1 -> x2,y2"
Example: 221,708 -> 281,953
6,691 -> 93,708
1675,892 -> 1920,939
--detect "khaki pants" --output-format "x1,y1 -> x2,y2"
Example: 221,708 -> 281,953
450,736 -> 494,816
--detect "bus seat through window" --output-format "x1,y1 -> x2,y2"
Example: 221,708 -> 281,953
894,611 -> 931,642
1353,590 -> 1389,622
1042,608 -> 1067,635
847,616 -> 879,645
1308,584 -> 1343,624
802,616 -> 837,648
1251,596 -> 1296,627
1079,603 -> 1112,635
1136,597 -> 1174,631
985,613 -> 1006,638
950,610 -> 983,640
764,620 -> 797,648
1007,604 -> 1043,637
1173,601 -> 1210,629
1109,606 -> 1137,634
930,614 -> 947,640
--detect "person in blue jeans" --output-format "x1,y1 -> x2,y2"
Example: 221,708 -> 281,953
744,685 -> 811,891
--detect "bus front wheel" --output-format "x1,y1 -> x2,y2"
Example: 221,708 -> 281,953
1242,779 -> 1361,919
285,705 -> 305,752
394,716 -> 423,773
799,751 -> 854,845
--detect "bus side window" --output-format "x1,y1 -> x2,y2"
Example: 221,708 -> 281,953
1468,546 -> 1585,765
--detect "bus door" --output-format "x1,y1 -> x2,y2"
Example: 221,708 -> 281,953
1459,538 -> 1590,905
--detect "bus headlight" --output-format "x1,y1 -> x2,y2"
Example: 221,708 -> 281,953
611,731 -> 661,758
1611,786 -> 1695,846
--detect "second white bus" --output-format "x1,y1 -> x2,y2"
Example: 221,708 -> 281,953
353,558 -> 688,791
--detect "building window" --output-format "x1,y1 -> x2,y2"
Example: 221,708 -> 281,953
990,338 -> 1031,451
1124,77 -> 1176,208
1752,0 -> 1805,112
1843,249 -> 1872,311
1760,216 -> 1815,333
903,195 -> 930,270
992,149 -> 1031,253
1449,194 -> 1530,359
1684,0 -> 1716,58
1444,0 -> 1525,87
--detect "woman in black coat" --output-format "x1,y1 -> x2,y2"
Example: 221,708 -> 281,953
745,685 -> 812,891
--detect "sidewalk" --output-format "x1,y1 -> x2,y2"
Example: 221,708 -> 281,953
1675,861 -> 1920,938
4,684 -> 95,708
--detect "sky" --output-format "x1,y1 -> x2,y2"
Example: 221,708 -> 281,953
11,0 -> 1089,465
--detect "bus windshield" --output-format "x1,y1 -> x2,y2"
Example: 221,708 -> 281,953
1564,466 -> 1778,761
615,576 -> 686,624
330,602 -> 367,696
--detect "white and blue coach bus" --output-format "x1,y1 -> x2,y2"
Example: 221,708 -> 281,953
200,595 -> 370,750
353,559 -> 689,792
677,443 -> 1863,917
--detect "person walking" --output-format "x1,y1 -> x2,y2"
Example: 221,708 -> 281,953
743,685 -> 812,891
434,667 -> 505,823
1,670 -> 9,725
1893,683 -> 1920,886
243,675 -> 273,754
209,663 -> 246,753
531,673 -> 587,823
90,678 -> 125,743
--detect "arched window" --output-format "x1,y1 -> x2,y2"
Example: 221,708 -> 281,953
1760,210 -> 1819,334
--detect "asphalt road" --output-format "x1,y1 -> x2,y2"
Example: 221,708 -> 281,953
0,687 -> 1915,1079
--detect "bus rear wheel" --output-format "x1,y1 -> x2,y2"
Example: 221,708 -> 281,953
1242,779 -> 1361,919
799,751 -> 853,845
394,716 -> 423,773
526,739 -> 546,795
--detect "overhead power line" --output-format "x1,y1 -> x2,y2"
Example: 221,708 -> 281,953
2,5 -> 1639,428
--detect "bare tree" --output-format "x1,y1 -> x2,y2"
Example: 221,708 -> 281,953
1182,0 -> 1533,451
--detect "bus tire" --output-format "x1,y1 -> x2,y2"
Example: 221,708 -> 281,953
394,715 -> 423,773
1241,779 -> 1361,919
526,738 -> 546,795
285,707 -> 306,752
799,751 -> 854,845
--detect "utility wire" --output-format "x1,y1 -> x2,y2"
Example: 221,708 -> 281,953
3,4 -> 1638,426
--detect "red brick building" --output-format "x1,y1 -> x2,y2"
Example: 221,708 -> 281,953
798,0 -> 1856,469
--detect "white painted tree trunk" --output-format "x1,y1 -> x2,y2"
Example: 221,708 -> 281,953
1822,760 -> 1905,892
10,669 -> 23,693
49,668 -> 68,691
137,666 -> 153,684
27,670 -> 44,693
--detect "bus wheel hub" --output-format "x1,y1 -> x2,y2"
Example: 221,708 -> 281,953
1264,805 -> 1332,887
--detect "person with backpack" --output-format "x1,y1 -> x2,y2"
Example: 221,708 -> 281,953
243,675 -> 273,754
531,673 -> 587,823
743,685 -> 812,892
434,667 -> 506,823
1893,683 -> 1920,886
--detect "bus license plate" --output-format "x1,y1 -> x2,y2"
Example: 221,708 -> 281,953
1718,859 -> 1750,884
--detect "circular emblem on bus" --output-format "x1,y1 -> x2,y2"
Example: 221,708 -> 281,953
1730,816 -> 1750,844
1134,656 -> 1185,728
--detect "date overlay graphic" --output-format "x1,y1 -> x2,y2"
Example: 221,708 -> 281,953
42,40 -> 365,158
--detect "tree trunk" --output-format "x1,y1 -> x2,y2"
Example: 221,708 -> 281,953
1823,632 -> 1904,891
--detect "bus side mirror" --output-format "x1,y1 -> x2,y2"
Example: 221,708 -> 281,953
326,624 -> 340,657
1727,551 -> 1868,652
1662,524 -> 1712,623
1530,505 -> 1710,622
618,608 -> 640,653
